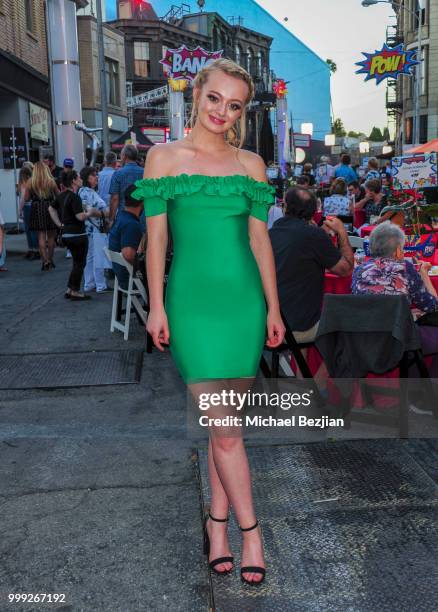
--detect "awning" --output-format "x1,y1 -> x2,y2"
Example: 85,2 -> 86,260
405,139 -> 438,154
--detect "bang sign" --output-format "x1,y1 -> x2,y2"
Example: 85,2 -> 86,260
356,43 -> 419,85
160,45 -> 223,82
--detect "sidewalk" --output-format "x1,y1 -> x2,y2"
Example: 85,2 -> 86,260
1,247 -> 438,611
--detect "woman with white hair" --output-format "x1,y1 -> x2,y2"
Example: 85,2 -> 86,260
352,222 -> 438,313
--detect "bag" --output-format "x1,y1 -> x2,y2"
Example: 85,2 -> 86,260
416,310 -> 438,327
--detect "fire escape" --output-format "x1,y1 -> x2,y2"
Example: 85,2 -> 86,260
386,23 -> 403,147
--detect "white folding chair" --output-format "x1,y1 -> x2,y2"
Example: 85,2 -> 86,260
104,248 -> 150,342
348,235 -> 364,249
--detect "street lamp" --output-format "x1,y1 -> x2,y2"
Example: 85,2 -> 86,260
361,0 -> 424,147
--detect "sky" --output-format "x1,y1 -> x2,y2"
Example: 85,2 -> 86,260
257,0 -> 396,136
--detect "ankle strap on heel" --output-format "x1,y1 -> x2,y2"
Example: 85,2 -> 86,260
239,520 -> 258,532
208,512 -> 229,523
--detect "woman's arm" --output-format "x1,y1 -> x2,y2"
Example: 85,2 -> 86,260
244,152 -> 285,348
143,144 -> 171,350
48,205 -> 62,228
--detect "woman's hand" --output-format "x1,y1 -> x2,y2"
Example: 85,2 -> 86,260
419,261 -> 432,277
146,307 -> 170,351
266,309 -> 285,348
86,207 -> 100,218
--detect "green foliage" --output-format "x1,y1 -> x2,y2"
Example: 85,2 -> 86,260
347,131 -> 361,138
326,59 -> 337,74
369,127 -> 384,141
332,118 -> 346,137
382,127 -> 390,141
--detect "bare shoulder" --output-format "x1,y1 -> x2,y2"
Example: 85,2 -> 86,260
237,149 -> 267,182
144,140 -> 190,178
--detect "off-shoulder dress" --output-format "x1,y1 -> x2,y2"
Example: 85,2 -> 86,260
132,174 -> 275,383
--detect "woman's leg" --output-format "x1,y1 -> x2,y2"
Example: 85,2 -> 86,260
83,235 -> 95,292
38,231 -> 48,263
47,231 -> 56,263
64,237 -> 88,293
190,378 -> 265,582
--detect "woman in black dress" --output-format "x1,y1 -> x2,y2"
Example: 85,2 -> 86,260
26,161 -> 59,270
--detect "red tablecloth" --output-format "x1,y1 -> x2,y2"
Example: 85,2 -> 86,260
298,270 -> 438,394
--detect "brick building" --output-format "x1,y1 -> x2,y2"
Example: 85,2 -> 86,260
0,0 -> 51,163
77,15 -> 129,140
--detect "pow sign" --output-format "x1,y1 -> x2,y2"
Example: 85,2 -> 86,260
356,43 -> 419,86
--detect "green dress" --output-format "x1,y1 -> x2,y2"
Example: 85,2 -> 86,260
132,174 -> 275,383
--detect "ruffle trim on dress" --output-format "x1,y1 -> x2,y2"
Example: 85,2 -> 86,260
131,173 -> 276,205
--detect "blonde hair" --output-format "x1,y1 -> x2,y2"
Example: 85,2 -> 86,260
189,58 -> 255,148
30,161 -> 57,199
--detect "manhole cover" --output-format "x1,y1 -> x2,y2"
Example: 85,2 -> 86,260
0,350 -> 143,390
197,441 -> 438,611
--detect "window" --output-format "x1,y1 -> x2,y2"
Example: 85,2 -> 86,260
405,117 -> 413,144
256,50 -> 264,77
25,0 -> 34,32
247,48 -> 253,73
413,0 -> 426,28
420,115 -> 428,144
235,44 -> 242,65
419,46 -> 428,95
105,59 -> 120,106
134,41 -> 150,78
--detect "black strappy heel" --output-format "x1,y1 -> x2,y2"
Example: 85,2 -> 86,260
240,520 -> 266,585
203,513 -> 234,575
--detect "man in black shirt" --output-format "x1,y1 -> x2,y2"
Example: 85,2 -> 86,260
269,187 -> 354,341
43,155 -> 63,187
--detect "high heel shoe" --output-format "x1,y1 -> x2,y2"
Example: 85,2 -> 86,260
239,520 -> 266,586
203,513 -> 234,575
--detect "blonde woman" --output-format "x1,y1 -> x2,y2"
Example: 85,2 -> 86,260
132,59 -> 285,585
18,162 -> 39,260
26,161 -> 59,270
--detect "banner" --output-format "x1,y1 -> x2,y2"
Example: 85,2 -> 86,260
29,103 -> 49,142
404,233 -> 437,259
392,153 -> 438,190
160,46 -> 223,82
356,43 -> 419,85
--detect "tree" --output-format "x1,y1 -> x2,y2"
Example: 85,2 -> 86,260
382,127 -> 390,142
332,118 -> 346,137
369,127 -> 384,141
347,130 -> 361,138
326,59 -> 337,74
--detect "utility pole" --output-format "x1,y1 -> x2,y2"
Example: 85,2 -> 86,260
96,0 -> 110,154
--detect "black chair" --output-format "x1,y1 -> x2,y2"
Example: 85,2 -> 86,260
259,309 -> 325,406
315,294 -> 437,436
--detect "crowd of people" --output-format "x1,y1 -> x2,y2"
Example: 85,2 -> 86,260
1,145 -> 147,301
267,157 -> 438,378
2,143 -> 438,372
